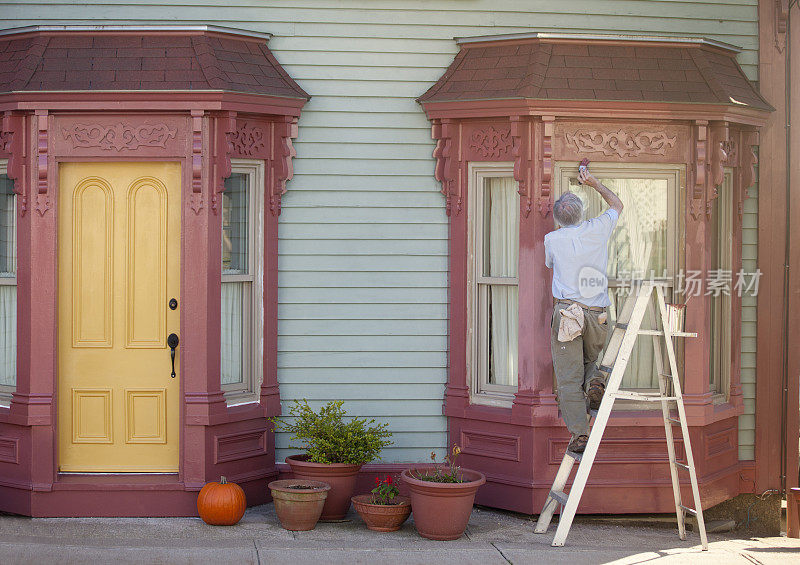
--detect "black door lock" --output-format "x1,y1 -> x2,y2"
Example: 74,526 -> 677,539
169,298 -> 178,310
167,333 -> 179,378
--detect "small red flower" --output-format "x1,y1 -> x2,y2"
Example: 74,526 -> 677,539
375,476 -> 380,484
386,475 -> 393,484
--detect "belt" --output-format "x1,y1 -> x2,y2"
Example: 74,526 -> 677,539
556,298 -> 605,312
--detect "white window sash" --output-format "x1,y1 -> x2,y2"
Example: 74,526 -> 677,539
0,162 -> 16,404
467,163 -> 520,407
554,162 -> 683,394
220,160 -> 264,405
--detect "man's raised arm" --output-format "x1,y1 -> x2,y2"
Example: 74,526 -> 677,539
578,170 -> 623,215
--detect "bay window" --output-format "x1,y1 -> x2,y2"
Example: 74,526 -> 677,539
221,160 -> 264,403
555,163 -> 682,390
468,164 -> 519,404
0,164 -> 15,403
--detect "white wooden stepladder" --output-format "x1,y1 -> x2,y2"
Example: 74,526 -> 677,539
534,281 -> 709,550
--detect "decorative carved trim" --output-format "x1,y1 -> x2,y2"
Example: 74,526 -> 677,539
212,111 -> 237,215
721,139 -> 738,167
231,122 -> 266,157
1,112 -> 27,216
270,117 -> 299,216
540,116 -> 555,217
775,0 -> 789,52
190,110 -> 204,215
691,121 -> 708,221
469,126 -> 512,159
565,128 -> 677,158
0,130 -> 10,153
61,122 -> 177,152
35,110 -> 50,216
510,117 -> 533,217
740,130 -> 759,218
708,122 -> 729,216
431,119 -> 463,216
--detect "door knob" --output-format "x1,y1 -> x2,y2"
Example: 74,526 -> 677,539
167,333 -> 179,379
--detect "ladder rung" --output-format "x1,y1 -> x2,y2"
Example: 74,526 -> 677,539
637,330 -> 698,338
550,490 -> 569,506
659,372 -> 673,379
675,462 -> 690,472
598,364 -> 614,374
614,322 -> 628,330
667,417 -> 682,425
612,391 -> 679,402
680,504 -> 698,516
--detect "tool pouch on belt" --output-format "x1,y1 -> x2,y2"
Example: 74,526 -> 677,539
557,302 -> 584,342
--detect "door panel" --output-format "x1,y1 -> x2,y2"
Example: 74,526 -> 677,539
58,161 -> 181,473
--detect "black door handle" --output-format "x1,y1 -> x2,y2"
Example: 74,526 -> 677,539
167,333 -> 179,378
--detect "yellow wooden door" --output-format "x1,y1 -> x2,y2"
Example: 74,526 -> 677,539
58,161 -> 181,472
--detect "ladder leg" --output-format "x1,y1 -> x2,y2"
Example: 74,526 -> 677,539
653,328 -> 687,541
551,397 -> 612,546
551,285 -> 654,547
534,455 -> 576,534
656,287 -> 709,551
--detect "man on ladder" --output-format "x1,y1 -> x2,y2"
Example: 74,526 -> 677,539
545,165 -> 623,454
540,164 -> 709,550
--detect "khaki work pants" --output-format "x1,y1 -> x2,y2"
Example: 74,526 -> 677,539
551,303 -> 609,437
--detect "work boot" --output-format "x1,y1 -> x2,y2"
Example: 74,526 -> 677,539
567,434 -> 589,454
587,378 -> 606,411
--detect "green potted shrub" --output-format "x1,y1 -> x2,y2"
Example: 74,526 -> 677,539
352,474 -> 411,532
401,445 -> 485,540
271,399 -> 392,520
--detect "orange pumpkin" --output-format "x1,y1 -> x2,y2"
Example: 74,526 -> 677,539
197,476 -> 247,526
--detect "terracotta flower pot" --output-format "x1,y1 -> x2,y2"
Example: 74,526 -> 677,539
351,494 -> 412,532
286,454 -> 363,520
268,479 -> 330,531
401,467 -> 486,540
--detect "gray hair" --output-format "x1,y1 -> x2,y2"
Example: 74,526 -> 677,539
553,192 -> 584,227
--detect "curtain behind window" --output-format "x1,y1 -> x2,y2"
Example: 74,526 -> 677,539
486,177 -> 519,386
221,173 -> 249,386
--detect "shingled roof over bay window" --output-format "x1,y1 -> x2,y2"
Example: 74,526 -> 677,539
419,33 -> 771,111
0,25 -> 309,99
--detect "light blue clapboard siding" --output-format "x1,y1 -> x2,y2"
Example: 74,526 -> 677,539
1,0 -> 760,463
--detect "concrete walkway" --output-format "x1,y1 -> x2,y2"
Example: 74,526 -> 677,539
1,504 -> 799,564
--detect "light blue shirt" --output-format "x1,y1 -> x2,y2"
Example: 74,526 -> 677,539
544,209 -> 620,307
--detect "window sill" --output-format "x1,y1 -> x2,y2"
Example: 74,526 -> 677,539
0,391 -> 13,408
223,390 -> 259,407
470,390 -> 515,409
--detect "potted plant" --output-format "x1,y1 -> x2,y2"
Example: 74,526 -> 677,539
268,479 -> 330,531
352,474 -> 412,532
271,399 -> 392,520
401,445 -> 485,540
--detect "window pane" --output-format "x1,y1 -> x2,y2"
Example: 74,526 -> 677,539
0,174 -> 15,277
0,174 -> 15,388
482,177 -> 519,278
488,285 -> 518,386
607,287 -> 662,389
221,281 -> 244,385
222,173 -> 249,275
709,174 -> 733,391
567,177 -> 669,278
